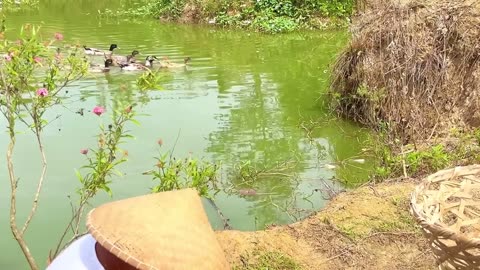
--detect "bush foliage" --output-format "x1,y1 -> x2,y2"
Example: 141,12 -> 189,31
101,0 -> 356,33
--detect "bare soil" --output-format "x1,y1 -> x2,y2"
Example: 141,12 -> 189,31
216,181 -> 436,269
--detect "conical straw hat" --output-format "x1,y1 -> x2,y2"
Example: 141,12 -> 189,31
86,188 -> 230,270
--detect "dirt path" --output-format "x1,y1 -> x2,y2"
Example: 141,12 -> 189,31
216,181 -> 436,269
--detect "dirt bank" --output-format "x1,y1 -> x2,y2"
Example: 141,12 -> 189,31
216,180 -> 435,269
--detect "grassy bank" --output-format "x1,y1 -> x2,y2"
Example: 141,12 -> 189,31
100,0 -> 356,33
217,181 -> 434,269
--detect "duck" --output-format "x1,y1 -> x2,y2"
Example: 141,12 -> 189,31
83,44 -> 118,56
159,57 -> 191,68
111,50 -> 140,66
89,59 -> 114,73
120,56 -> 157,71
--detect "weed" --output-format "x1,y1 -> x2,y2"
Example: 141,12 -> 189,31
144,147 -> 220,199
136,70 -> 167,90
366,132 -> 455,180
233,251 -> 303,270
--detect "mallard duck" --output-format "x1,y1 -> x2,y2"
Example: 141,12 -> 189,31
84,44 -> 118,56
120,56 -> 157,71
111,50 -> 140,66
159,57 -> 191,68
89,59 -> 114,73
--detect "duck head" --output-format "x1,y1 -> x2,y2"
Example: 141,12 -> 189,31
184,57 -> 191,64
131,50 -> 140,56
105,59 -> 114,68
146,55 -> 158,62
109,44 -> 118,51
145,56 -> 158,66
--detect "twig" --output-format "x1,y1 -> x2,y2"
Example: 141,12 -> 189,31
256,172 -> 293,178
169,128 -> 181,161
52,193 -> 91,258
206,198 -> 232,230
401,145 -> 408,179
319,231 -> 417,264
319,249 -> 351,264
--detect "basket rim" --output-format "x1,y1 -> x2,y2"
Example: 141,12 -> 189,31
410,165 -> 480,246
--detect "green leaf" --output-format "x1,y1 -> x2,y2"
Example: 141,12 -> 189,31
74,169 -> 84,183
130,118 -> 141,126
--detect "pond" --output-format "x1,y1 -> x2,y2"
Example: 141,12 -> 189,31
0,1 -> 373,268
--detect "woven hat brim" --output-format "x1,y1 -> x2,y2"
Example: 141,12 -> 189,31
86,188 -> 230,270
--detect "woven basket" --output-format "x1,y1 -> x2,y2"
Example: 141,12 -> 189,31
410,165 -> 480,270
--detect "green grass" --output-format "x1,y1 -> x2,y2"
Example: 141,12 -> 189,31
233,251 -> 303,270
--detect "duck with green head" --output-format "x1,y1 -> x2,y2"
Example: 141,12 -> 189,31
84,44 -> 118,56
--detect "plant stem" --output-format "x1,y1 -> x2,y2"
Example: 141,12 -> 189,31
21,127 -> 47,235
3,66 -> 39,269
8,133 -> 39,270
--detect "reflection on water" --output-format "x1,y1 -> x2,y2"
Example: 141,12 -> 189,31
0,1 -> 374,268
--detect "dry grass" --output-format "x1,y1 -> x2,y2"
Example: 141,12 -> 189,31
330,0 -> 480,143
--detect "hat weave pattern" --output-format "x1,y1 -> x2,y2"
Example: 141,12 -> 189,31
86,188 -> 230,270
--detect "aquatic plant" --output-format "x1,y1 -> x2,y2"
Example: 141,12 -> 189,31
1,0 -> 39,11
144,142 -> 220,200
136,69 -> 165,90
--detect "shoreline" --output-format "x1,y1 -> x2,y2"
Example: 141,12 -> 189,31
217,180 -> 434,269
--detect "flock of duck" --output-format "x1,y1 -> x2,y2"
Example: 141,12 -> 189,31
84,43 -> 191,73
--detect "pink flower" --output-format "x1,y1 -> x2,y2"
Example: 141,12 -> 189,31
157,139 -> 163,146
54,32 -> 64,41
93,106 -> 105,116
33,56 -> 42,63
80,149 -> 88,155
36,88 -> 48,97
5,51 -> 14,61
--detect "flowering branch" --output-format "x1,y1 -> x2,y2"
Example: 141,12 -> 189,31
50,104 -> 137,260
0,24 -> 86,270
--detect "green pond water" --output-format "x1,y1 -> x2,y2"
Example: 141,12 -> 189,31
0,1 -> 374,269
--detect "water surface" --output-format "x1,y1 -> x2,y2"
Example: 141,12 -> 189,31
0,1 -> 373,268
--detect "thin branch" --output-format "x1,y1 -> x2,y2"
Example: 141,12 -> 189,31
169,128 -> 181,161
21,128 -> 47,235
21,61 -> 84,234
206,198 -> 232,230
2,66 -> 39,270
52,196 -> 89,258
